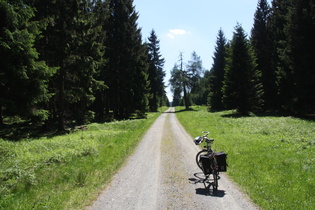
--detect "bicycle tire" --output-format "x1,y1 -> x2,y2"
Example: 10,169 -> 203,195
212,159 -> 219,191
195,150 -> 208,170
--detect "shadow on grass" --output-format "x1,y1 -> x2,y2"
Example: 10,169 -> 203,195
0,122 -> 43,141
0,122 -> 85,141
219,110 -> 315,121
174,107 -> 198,113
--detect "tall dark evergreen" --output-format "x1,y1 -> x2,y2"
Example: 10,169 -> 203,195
0,0 -> 55,125
27,0 -> 107,129
147,30 -> 165,112
208,29 -> 227,110
251,0 -> 276,110
105,0 -> 149,119
267,0 -> 292,111
223,24 -> 263,115
281,0 -> 315,113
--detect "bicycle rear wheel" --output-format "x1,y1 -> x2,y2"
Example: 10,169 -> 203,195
212,158 -> 219,190
195,150 -> 208,170
212,169 -> 218,191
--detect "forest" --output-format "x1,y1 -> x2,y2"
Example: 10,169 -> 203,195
170,0 -> 315,116
1,0 -> 315,133
0,0 -> 168,132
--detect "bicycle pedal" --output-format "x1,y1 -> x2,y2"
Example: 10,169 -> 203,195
218,176 -> 221,180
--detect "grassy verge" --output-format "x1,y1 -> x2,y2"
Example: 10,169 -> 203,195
175,106 -> 314,209
0,107 -> 168,209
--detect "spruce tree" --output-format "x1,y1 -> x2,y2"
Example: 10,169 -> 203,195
267,0 -> 292,111
27,0 -> 106,128
69,1 -> 107,124
0,0 -> 55,124
251,0 -> 277,110
208,29 -> 227,110
223,24 -> 263,115
282,0 -> 315,113
105,0 -> 150,118
147,30 -> 165,112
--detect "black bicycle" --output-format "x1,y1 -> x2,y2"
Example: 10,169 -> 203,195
194,131 -> 227,192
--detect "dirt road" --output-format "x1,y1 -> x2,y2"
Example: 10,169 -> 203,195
89,107 -> 259,209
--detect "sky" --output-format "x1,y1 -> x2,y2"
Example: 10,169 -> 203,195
133,0 -> 271,101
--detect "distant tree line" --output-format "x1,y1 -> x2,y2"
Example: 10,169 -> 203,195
171,0 -> 315,115
0,0 -> 168,130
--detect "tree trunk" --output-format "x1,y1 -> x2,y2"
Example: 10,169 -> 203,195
58,65 -> 65,131
183,84 -> 189,110
0,104 -> 3,125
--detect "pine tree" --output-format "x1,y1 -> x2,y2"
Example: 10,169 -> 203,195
251,0 -> 277,110
0,0 -> 55,124
147,30 -> 165,112
208,29 -> 227,110
223,24 -> 263,115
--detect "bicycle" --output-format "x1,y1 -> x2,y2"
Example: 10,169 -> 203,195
193,131 -> 227,192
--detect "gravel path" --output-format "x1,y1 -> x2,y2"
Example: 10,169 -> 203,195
88,107 -> 259,209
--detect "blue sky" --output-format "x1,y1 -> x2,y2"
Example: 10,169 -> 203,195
133,0 -> 271,101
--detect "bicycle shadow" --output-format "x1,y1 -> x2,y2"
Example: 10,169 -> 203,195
195,188 -> 225,197
188,177 -> 226,197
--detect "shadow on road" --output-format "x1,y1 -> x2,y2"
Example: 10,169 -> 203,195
195,188 -> 225,197
162,110 -> 175,114
189,177 -> 226,197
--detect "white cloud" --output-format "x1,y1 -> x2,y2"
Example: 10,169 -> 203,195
167,33 -> 175,39
167,29 -> 190,39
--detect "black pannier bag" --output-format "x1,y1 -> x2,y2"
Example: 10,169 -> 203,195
200,155 -> 212,175
215,152 -> 228,172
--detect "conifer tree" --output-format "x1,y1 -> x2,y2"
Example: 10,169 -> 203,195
0,0 -> 55,124
208,29 -> 227,110
267,0 -> 292,111
282,0 -> 315,113
169,52 -> 202,109
147,30 -> 165,112
105,0 -> 150,118
223,24 -> 263,115
187,52 -> 203,105
28,0 -> 106,129
251,0 -> 277,110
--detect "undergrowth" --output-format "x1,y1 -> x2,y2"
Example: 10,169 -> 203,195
0,107 -> 168,209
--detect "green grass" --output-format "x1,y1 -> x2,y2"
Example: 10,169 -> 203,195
176,106 -> 314,209
0,107 -> 168,209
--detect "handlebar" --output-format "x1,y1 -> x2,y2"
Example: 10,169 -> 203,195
194,131 -> 213,145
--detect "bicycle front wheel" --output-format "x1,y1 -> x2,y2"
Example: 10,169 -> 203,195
195,150 -> 208,170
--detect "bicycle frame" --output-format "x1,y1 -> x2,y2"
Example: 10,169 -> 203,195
194,132 -> 219,192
